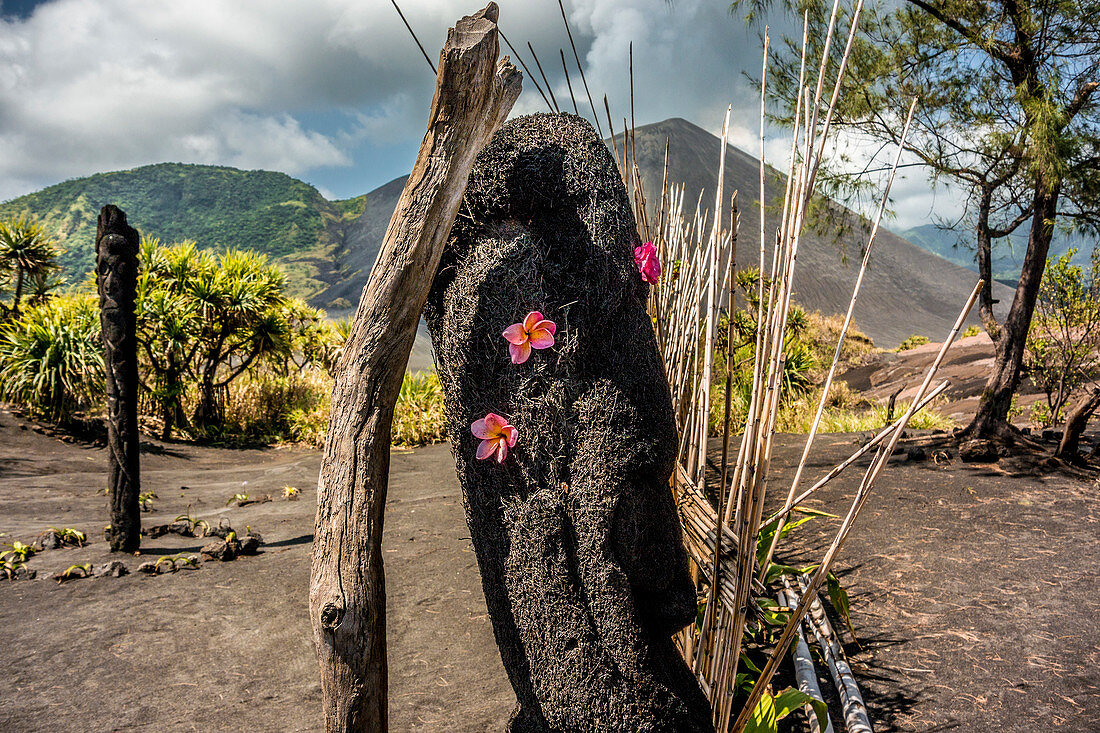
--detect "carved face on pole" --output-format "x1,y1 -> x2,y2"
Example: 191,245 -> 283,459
426,113 -> 712,732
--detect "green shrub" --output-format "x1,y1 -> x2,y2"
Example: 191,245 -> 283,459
0,296 -> 103,422
221,367 -> 330,444
896,334 -> 930,351
392,371 -> 447,447
961,325 -> 981,338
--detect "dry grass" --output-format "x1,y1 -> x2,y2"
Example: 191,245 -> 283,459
224,367 -> 448,448
391,371 -> 447,447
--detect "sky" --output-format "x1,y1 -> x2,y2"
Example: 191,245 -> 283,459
0,0 -> 956,230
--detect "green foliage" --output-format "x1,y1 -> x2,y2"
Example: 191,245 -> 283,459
173,514 -> 211,537
226,493 -> 251,507
46,527 -> 86,548
1,541 -> 35,563
282,485 -> 301,500
392,371 -> 448,447
1026,248 -> 1100,421
138,491 -> 157,512
221,367 -> 330,445
962,325 -> 982,338
0,296 -> 103,422
0,163 -> 363,301
154,554 -> 200,573
745,687 -> 830,733
707,268 -> 820,435
136,238 -> 321,436
896,334 -> 929,352
827,571 -> 858,643
56,563 -> 92,583
0,215 -> 60,316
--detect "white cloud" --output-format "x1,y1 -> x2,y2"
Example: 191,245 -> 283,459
0,0 -> 955,230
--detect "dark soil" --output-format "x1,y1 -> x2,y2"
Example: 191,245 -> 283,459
2,407 -> 1098,731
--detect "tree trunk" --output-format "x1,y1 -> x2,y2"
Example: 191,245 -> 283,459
11,267 -> 24,316
308,6 -> 521,732
967,180 -> 1061,439
975,186 -> 1001,341
96,205 -> 142,553
1056,385 -> 1100,461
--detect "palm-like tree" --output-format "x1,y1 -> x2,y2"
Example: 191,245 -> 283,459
0,216 -> 59,317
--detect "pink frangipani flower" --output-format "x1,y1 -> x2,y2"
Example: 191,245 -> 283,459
471,412 -> 518,463
502,311 -> 557,364
634,241 -> 661,284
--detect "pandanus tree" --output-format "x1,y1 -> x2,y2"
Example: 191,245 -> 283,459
135,240 -> 294,434
0,296 -> 104,423
0,216 -> 59,318
136,239 -> 202,440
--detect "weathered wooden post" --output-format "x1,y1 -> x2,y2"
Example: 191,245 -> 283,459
308,5 -> 521,731
95,204 -> 142,553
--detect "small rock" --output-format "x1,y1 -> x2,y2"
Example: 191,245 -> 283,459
959,438 -> 999,463
238,535 -> 262,556
906,446 -> 927,462
35,530 -> 62,550
94,560 -> 129,578
200,540 -> 238,562
167,520 -> 194,537
147,524 -> 170,539
207,522 -> 235,539
137,561 -> 158,574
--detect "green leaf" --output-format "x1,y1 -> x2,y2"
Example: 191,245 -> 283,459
771,687 -> 830,730
743,690 -> 778,733
827,572 -> 859,645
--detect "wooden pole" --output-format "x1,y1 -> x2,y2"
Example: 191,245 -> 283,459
96,205 -> 141,553
308,6 -> 521,731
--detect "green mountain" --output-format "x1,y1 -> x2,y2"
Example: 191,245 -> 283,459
0,163 -> 367,303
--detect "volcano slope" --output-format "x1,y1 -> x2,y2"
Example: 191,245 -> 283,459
0,406 -> 1096,731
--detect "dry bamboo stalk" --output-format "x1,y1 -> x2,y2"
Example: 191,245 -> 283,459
759,30 -> 770,274
558,48 -> 579,115
795,575 -> 872,733
390,0 -> 436,75
526,41 -> 558,113
761,380 -> 950,530
804,0 -> 866,206
695,106 -> 732,485
695,188 -> 739,677
556,0 -> 602,136
731,281 -> 982,731
499,28 -> 552,112
758,97 -> 919,578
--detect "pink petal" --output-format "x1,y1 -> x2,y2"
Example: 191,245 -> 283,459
483,412 -> 506,434
495,439 -> 509,463
529,328 -> 555,349
471,417 -> 490,439
476,438 -> 496,460
523,311 -> 544,332
502,323 -> 528,345
501,424 -> 518,447
509,341 -> 531,364
534,319 -> 557,336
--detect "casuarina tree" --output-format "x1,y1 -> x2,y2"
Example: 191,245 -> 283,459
731,0 -> 1100,440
